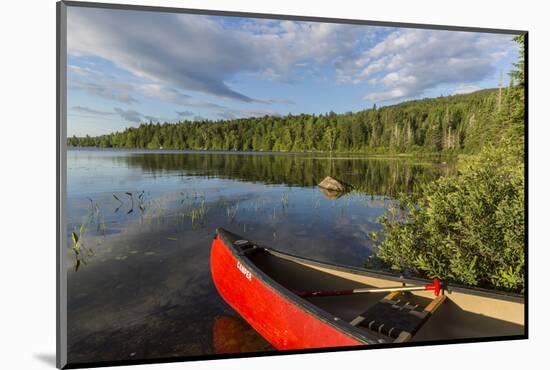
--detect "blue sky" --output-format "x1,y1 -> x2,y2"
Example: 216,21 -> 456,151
67,7 -> 519,136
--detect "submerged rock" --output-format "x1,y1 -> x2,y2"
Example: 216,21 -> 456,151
318,176 -> 352,193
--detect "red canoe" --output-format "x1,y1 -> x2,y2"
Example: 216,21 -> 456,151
210,228 -> 524,351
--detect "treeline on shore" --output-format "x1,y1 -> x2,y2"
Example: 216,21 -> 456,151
68,86 -> 522,155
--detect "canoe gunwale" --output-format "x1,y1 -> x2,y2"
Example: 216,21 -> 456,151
264,246 -> 524,304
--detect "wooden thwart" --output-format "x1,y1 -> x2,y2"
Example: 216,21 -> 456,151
350,291 -> 447,343
424,293 -> 447,313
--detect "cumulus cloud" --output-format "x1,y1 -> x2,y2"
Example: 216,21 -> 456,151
67,8 -> 368,103
333,29 -> 516,102
68,9 -> 252,101
67,7 -> 517,123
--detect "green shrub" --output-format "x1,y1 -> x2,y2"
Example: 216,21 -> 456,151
373,145 -> 524,292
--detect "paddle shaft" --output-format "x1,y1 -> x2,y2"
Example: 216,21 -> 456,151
296,278 -> 441,298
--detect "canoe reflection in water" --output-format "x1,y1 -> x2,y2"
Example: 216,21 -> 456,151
212,315 -> 273,354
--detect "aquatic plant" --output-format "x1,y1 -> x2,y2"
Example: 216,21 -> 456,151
71,222 -> 86,255
72,214 -> 90,272
189,200 -> 207,229
226,200 -> 240,223
281,191 -> 290,209
112,193 -> 124,213
126,192 -> 134,214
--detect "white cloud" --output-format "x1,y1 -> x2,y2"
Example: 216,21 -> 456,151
67,8 -> 368,103
66,7 -> 517,116
334,28 -> 517,102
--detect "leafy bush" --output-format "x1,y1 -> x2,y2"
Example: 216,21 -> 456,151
372,145 -> 524,292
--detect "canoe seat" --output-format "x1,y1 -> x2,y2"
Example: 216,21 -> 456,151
350,291 -> 446,342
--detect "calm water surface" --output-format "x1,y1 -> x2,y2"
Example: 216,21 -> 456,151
66,149 -> 454,363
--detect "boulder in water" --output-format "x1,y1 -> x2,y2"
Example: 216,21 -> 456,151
318,176 -> 351,193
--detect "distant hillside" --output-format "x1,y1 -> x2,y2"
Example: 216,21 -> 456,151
68,87 -> 522,154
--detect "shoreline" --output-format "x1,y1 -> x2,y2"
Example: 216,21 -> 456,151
66,146 -> 459,160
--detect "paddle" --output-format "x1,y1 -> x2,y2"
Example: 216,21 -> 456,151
295,278 -> 443,298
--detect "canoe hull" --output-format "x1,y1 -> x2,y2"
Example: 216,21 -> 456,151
210,235 -> 365,350
211,229 -> 524,349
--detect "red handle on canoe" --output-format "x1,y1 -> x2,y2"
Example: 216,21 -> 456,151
424,278 -> 441,296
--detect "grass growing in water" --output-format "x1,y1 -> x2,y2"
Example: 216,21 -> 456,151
189,200 -> 207,229
281,191 -> 289,209
72,199 -> 105,271
226,200 -> 240,223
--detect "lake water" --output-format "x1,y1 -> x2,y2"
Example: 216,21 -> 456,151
66,148 -> 454,364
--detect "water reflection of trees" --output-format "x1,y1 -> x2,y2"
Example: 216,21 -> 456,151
117,153 -> 455,197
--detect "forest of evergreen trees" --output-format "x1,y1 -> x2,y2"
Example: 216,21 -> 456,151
68,85 -> 522,155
